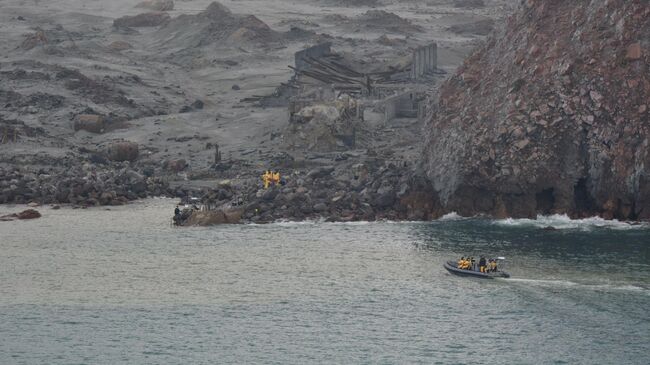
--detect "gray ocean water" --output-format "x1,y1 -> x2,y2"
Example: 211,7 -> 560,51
1,199 -> 649,365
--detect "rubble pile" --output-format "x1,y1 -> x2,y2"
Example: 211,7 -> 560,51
423,0 -> 650,220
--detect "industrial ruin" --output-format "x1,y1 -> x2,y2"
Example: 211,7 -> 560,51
249,42 -> 440,152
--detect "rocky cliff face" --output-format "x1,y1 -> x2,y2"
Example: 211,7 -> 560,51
422,0 -> 650,220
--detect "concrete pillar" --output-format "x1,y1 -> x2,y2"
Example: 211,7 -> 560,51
412,51 -> 417,79
423,46 -> 428,73
432,44 -> 437,70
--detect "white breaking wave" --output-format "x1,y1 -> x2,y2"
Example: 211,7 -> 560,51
438,212 -> 466,221
493,214 -> 649,230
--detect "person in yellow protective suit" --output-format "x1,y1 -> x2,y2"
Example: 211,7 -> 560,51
272,171 -> 281,186
490,259 -> 498,272
262,170 -> 271,189
457,257 -> 464,268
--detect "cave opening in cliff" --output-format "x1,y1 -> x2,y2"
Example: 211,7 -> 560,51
573,178 -> 597,214
535,188 -> 555,215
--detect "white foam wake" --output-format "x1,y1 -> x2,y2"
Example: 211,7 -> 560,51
506,278 -> 649,293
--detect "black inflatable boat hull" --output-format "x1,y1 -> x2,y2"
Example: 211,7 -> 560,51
444,261 -> 510,279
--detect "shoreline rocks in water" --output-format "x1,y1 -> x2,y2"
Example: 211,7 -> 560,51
175,208 -> 244,226
0,208 -> 41,222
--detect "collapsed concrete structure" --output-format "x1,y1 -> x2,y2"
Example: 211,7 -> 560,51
282,43 -> 439,151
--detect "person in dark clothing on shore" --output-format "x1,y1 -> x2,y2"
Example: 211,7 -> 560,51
173,205 -> 182,225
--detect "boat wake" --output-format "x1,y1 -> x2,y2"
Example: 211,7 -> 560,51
505,277 -> 649,293
493,214 -> 649,231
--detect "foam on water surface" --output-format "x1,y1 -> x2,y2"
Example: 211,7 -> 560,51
493,214 -> 649,230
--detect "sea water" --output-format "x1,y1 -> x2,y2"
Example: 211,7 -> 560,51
1,199 -> 648,364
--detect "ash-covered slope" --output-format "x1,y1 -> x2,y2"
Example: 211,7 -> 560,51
422,0 -> 650,219
154,1 -> 280,48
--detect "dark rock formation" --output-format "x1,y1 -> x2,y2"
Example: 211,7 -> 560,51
17,209 -> 41,219
113,12 -> 171,28
0,209 -> 41,222
422,0 -> 650,220
106,141 -> 139,162
74,114 -> 104,134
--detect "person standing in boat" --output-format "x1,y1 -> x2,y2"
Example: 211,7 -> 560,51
470,257 -> 476,271
490,259 -> 498,272
479,256 -> 487,273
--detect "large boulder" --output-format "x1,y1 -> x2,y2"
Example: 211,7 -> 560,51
164,159 -> 187,172
307,166 -> 335,179
73,114 -> 104,133
106,141 -> 139,162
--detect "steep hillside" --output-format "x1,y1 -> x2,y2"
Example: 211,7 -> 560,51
423,0 -> 650,219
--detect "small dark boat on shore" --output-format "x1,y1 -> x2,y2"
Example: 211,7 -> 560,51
444,261 -> 510,279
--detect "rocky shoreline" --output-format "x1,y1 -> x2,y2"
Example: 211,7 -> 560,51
4,146 -> 650,226
173,162 -> 439,225
2,1 -> 647,226
0,159 -> 170,207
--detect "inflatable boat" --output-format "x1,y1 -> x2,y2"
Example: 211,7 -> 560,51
444,261 -> 510,279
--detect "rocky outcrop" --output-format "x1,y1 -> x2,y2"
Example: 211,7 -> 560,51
113,12 -> 170,28
0,209 -> 41,222
423,0 -> 650,220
